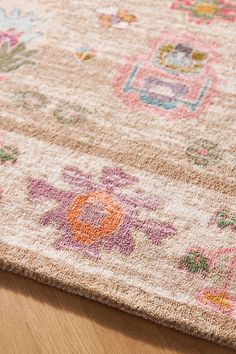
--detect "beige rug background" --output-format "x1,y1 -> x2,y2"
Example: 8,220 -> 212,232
0,0 -> 236,349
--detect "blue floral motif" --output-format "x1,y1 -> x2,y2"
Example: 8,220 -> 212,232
0,8 -> 43,42
0,8 -> 44,74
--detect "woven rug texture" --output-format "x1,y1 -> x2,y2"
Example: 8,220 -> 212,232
0,0 -> 236,348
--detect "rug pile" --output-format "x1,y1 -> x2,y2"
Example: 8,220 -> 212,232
0,0 -> 236,348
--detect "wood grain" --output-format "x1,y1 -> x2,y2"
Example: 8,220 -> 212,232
0,270 -> 234,354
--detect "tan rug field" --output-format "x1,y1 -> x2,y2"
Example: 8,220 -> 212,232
0,0 -> 236,349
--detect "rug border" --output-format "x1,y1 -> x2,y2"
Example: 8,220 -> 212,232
0,240 -> 235,349
1,120 -> 236,197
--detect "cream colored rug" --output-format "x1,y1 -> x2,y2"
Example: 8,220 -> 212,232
0,0 -> 236,348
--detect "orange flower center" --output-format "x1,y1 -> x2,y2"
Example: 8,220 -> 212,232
67,191 -> 123,245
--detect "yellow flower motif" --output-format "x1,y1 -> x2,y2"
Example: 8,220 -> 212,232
99,14 -> 111,29
96,7 -> 136,29
203,291 -> 230,309
194,3 -> 218,16
74,47 -> 95,61
117,10 -> 136,24
198,288 -> 235,315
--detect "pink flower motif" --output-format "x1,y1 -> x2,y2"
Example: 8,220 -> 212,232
171,0 -> 236,24
0,29 -> 22,47
197,148 -> 208,156
0,74 -> 6,82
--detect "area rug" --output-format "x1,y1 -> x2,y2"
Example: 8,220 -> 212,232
0,0 -> 236,349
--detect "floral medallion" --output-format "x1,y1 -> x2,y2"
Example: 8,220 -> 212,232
54,103 -> 90,124
113,33 -> 218,119
186,139 -> 222,166
15,91 -> 48,109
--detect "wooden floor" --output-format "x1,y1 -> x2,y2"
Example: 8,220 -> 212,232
0,270 -> 234,354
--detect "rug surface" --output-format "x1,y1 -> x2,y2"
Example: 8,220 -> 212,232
0,0 -> 236,348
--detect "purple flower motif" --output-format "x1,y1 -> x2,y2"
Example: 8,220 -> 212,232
28,166 -> 176,259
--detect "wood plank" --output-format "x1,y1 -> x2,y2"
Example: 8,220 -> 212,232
0,270 -> 234,354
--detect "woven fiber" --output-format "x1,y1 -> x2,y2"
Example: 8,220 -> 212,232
0,0 -> 236,348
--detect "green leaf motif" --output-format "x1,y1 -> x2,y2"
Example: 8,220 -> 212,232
0,42 -> 37,73
0,145 -> 18,163
182,251 -> 209,273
